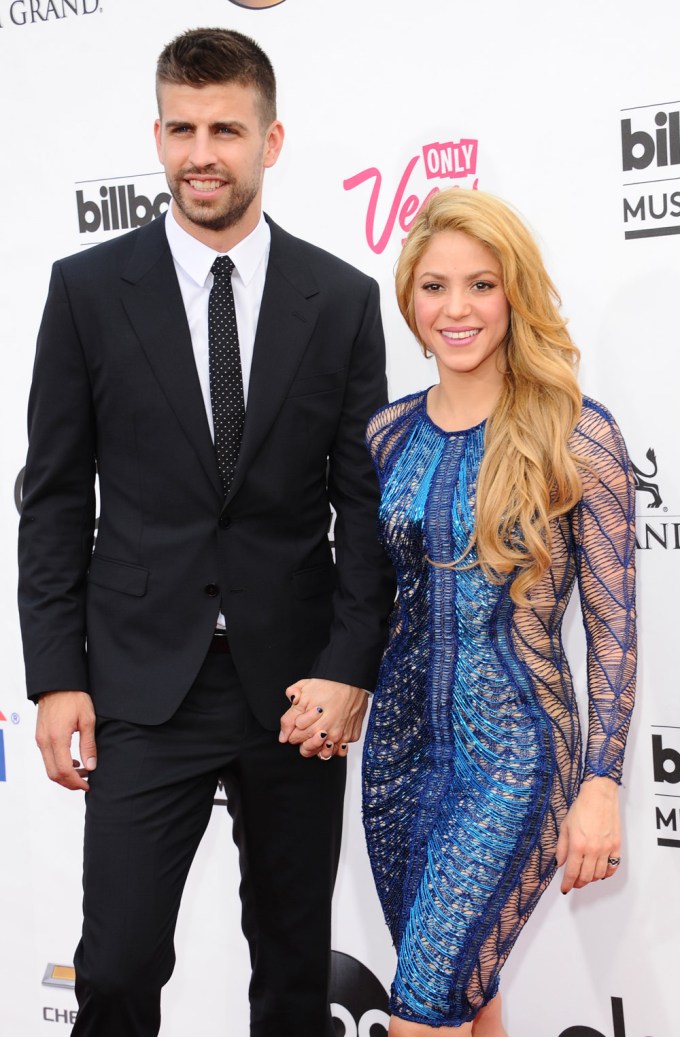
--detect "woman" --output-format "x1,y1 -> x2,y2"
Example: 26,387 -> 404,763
362,189 -> 637,1036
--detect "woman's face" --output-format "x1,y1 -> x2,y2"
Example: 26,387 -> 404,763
412,229 -> 510,385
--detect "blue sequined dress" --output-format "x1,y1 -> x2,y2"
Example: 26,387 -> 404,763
362,390 -> 636,1027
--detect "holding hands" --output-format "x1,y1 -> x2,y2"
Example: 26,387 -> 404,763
279,678 -> 368,760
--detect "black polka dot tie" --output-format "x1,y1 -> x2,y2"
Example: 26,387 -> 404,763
209,255 -> 245,495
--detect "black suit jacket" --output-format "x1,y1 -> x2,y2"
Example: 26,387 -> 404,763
18,215 -> 395,730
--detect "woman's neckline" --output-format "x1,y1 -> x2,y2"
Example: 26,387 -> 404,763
420,387 -> 488,436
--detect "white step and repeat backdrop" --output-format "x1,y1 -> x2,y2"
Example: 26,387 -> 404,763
1,1 -> 678,1035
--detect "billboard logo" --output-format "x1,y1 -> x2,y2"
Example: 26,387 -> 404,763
622,109 -> 680,171
75,174 -> 170,243
558,995 -> 654,1036
344,137 -> 479,255
652,727 -> 680,848
621,101 -> 680,240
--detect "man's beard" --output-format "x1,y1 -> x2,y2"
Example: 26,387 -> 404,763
168,167 -> 260,232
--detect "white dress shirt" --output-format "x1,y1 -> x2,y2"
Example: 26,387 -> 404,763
164,203 -> 271,629
164,202 -> 271,429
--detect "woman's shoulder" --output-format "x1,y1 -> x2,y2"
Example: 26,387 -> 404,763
572,395 -> 632,470
366,389 -> 428,471
367,388 -> 427,439
574,396 -> 627,443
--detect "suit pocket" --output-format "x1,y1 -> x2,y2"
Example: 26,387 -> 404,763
286,368 -> 345,398
292,564 -> 335,600
88,555 -> 149,597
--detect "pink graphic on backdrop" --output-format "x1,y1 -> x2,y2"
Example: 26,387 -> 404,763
343,139 -> 479,254
422,139 -> 477,180
0,712 -> 6,782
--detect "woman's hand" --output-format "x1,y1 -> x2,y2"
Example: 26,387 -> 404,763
556,776 -> 622,893
279,679 -> 368,759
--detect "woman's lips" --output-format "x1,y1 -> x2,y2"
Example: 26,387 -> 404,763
440,328 -> 481,346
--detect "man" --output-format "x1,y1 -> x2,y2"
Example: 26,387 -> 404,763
18,27 -> 394,1037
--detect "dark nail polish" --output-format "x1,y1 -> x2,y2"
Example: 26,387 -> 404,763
326,741 -> 333,749
289,694 -> 296,703
319,732 -> 327,740
341,744 -> 348,750
316,706 -> 324,714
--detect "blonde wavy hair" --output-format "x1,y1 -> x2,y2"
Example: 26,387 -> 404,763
396,189 -> 583,604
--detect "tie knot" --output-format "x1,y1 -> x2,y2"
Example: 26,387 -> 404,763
211,255 -> 235,280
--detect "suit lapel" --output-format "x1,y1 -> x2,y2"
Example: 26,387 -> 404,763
117,216 -> 319,507
224,219 -> 320,504
120,218 -> 222,498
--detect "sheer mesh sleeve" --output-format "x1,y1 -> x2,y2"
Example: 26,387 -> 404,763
570,399 -> 637,784
366,391 -> 426,481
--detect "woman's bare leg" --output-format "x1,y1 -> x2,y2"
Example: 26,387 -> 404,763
471,994 -> 508,1037
388,993 -> 507,1037
389,1018 -> 472,1037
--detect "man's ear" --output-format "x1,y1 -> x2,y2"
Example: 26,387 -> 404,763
263,120 -> 285,169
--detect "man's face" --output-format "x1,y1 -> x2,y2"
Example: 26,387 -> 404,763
155,81 -> 283,245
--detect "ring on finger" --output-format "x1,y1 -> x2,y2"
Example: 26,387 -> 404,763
607,856 -> 621,867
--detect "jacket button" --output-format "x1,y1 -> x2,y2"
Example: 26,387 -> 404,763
218,516 -> 231,529
205,584 -> 219,597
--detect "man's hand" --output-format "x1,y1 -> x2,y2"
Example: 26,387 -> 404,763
556,776 -> 621,893
279,679 -> 368,760
36,690 -> 97,791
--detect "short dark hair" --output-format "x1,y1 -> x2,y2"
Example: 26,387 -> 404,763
156,27 -> 277,125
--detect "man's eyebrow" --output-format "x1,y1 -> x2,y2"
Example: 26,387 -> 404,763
163,119 -> 249,132
211,120 -> 249,132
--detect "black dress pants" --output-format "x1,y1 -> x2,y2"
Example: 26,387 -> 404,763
71,646 -> 347,1037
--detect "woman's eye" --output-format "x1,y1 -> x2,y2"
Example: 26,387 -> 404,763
422,282 -> 443,292
472,281 -> 495,291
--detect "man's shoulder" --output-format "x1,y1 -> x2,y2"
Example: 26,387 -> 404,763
266,217 -> 375,289
54,217 -> 167,279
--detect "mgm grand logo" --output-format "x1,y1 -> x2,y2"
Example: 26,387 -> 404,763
632,448 -> 662,510
633,447 -> 679,551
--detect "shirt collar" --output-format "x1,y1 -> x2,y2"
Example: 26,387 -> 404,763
164,202 -> 271,287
